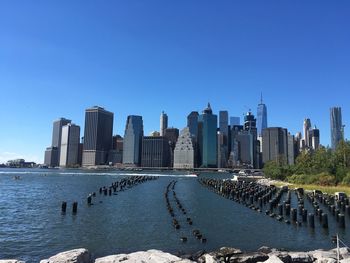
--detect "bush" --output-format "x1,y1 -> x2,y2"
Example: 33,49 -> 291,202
287,172 -> 336,186
342,172 -> 350,185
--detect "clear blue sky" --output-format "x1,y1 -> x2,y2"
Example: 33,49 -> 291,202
1,1 -> 349,163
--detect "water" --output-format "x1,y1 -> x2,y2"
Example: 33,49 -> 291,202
0,168 -> 348,262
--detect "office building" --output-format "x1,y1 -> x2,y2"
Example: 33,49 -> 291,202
60,123 -> 80,167
262,127 -> 289,164
82,106 -> 114,166
257,95 -> 268,137
198,103 -> 217,168
174,127 -> 196,169
303,118 -> 312,148
160,111 -> 168,136
218,111 -> 229,168
330,107 -> 343,151
44,147 -> 59,168
187,111 -> 199,139
49,118 -> 71,167
287,132 -> 295,165
164,128 -> 179,167
141,136 -> 170,167
109,135 -> 123,164
123,115 -> 144,166
309,126 -> 320,150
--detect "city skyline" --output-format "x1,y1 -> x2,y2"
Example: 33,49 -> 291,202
1,1 -> 350,163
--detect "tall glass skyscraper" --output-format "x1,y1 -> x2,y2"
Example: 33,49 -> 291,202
187,111 -> 199,139
82,106 -> 114,166
198,103 -> 217,168
330,107 -> 343,151
256,95 -> 267,137
123,115 -> 144,166
160,111 -> 168,136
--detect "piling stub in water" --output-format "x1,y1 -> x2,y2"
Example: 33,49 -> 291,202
308,213 -> 315,228
291,208 -> 297,222
339,214 -> 346,228
321,213 -> 328,228
61,201 -> 67,213
72,202 -> 78,214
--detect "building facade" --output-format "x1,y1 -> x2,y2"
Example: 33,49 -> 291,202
303,118 -> 312,148
174,127 -> 196,169
82,106 -> 114,166
187,111 -> 199,139
330,107 -> 343,151
60,123 -> 80,167
123,115 -> 144,166
44,147 -> 59,168
198,103 -> 217,168
257,96 -> 267,137
48,118 -> 71,167
141,136 -> 170,167
262,127 -> 289,164
160,111 -> 168,136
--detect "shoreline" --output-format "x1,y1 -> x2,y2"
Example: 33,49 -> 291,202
3,246 -> 348,263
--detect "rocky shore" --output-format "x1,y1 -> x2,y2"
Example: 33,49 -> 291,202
1,246 -> 349,263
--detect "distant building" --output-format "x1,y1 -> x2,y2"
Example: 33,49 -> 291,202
164,128 -> 179,167
44,147 -> 59,168
149,131 -> 160,137
45,118 -> 71,167
309,126 -> 320,150
303,118 -> 312,148
244,111 -> 259,168
217,131 -> 227,168
141,136 -> 170,167
256,94 -> 268,137
60,123 -> 80,167
174,127 -> 196,169
187,111 -> 199,139
198,103 -> 217,168
330,107 -> 343,151
123,115 -> 144,166
218,111 -> 229,167
160,111 -> 168,136
287,132 -> 295,165
82,106 -> 113,166
262,127 -> 289,164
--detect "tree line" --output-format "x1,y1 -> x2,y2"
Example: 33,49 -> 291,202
263,140 -> 350,186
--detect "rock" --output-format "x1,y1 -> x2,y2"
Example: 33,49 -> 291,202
197,254 -> 219,263
0,261 -> 25,263
258,247 -> 272,255
39,248 -> 92,263
288,252 -> 313,262
95,250 -> 195,263
340,259 -> 350,263
232,252 -> 269,263
308,249 -> 337,263
267,251 -> 291,263
263,255 -> 284,263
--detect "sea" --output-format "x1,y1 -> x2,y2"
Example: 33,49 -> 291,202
0,168 -> 348,262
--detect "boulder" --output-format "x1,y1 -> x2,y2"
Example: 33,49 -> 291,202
263,255 -> 284,263
288,252 -> 313,263
258,247 -> 273,255
197,254 -> 220,263
232,252 -> 269,263
0,261 -> 25,263
308,249 -> 337,263
267,251 -> 291,263
39,248 -> 92,263
94,250 -> 195,263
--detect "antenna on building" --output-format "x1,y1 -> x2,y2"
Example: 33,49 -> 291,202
260,92 -> 263,104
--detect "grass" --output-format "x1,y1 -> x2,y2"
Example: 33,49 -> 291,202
273,181 -> 350,196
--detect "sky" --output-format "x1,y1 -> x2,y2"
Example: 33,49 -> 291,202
0,1 -> 350,164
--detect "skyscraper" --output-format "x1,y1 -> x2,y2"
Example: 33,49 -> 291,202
198,103 -> 217,168
82,106 -> 114,166
44,117 -> 71,167
330,107 -> 343,151
256,94 -> 267,137
303,118 -> 312,147
218,111 -> 229,168
174,127 -> 196,169
123,115 -> 144,166
60,123 -> 80,167
262,127 -> 289,164
141,136 -> 170,167
160,111 -> 168,136
309,126 -> 320,150
187,111 -> 199,139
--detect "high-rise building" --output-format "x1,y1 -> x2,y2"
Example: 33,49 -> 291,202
141,136 -> 170,167
82,106 -> 113,166
218,111 -> 229,168
160,111 -> 168,136
287,132 -> 295,165
187,111 -> 199,139
256,94 -> 268,137
262,127 -> 289,164
44,147 -> 59,168
123,115 -> 144,166
309,126 -> 320,150
303,118 -> 312,148
230,117 -> 240,126
330,107 -> 343,151
60,123 -> 80,167
44,117 -> 71,167
198,103 -> 217,168
174,127 -> 196,169
164,128 -> 179,167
